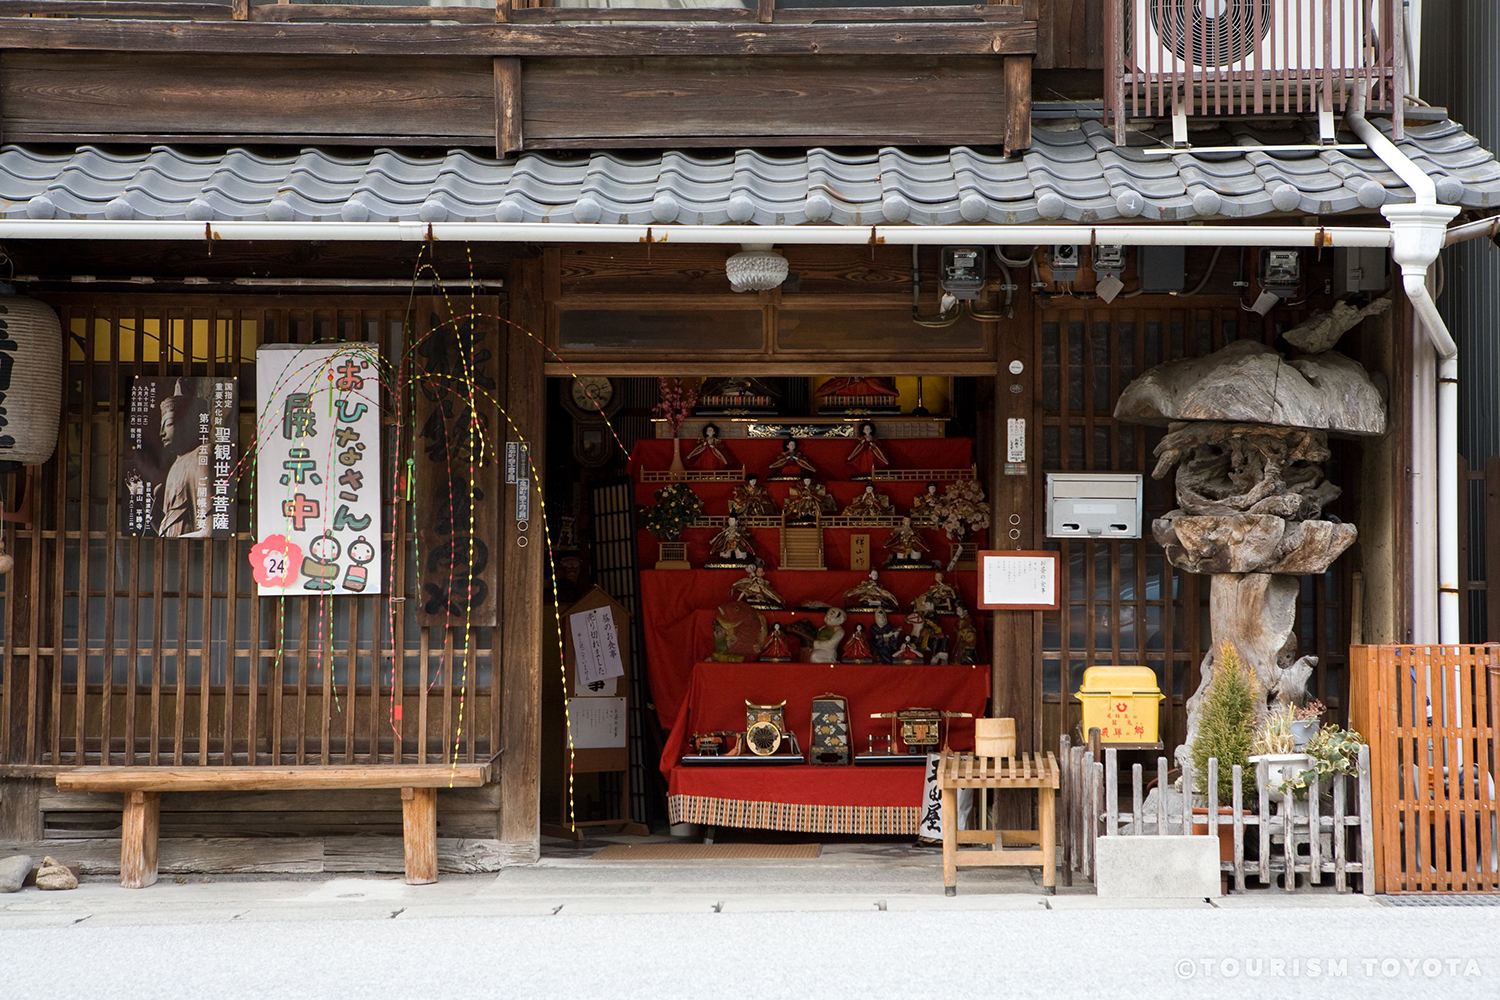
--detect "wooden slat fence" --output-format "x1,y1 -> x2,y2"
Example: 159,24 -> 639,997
1060,734 -> 1375,893
1350,644 -> 1500,894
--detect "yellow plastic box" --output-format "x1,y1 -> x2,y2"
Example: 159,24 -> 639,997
1075,665 -> 1164,745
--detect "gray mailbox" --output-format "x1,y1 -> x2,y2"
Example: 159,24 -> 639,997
1045,472 -> 1143,539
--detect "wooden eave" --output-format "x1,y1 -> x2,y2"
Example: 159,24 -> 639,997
0,17 -> 1037,57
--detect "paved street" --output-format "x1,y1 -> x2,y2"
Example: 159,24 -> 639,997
3,851 -> 1497,1000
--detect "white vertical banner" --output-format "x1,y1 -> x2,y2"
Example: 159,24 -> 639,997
252,343 -> 382,596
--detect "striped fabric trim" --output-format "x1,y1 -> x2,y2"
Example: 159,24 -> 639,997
669,793 -> 919,835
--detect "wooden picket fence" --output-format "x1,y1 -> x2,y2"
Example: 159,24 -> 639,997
1350,645 -> 1500,894
1060,734 -> 1374,894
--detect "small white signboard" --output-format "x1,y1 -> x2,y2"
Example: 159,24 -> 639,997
569,606 -> 625,693
977,550 -> 1060,610
567,697 -> 628,749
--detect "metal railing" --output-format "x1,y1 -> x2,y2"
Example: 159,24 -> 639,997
1104,0 -> 1404,142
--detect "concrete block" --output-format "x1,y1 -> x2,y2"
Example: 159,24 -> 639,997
1093,836 -> 1221,899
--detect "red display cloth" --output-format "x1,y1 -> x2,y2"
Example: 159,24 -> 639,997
640,569 -> 983,732
630,438 -> 982,570
661,661 -> 990,778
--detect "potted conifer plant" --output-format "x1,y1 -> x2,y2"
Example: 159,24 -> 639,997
1189,641 -> 1259,861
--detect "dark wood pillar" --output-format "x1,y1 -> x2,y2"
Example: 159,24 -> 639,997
990,297 -> 1040,825
498,256 -> 547,861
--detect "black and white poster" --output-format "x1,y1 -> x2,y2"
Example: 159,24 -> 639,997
126,376 -> 239,538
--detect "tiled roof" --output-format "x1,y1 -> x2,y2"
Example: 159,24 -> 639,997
2,117 -> 1498,226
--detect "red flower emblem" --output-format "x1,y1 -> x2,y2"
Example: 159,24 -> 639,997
249,534 -> 303,589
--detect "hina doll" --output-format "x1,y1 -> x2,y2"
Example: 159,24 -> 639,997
729,473 -> 778,518
767,437 -> 818,481
730,564 -> 784,610
841,483 -> 892,519
840,622 -> 875,664
917,571 -> 963,616
705,515 -> 756,568
843,569 -> 899,612
845,421 -> 890,480
891,634 -> 926,664
784,477 -> 834,525
685,422 -> 732,470
910,481 -> 942,523
906,598 -> 948,663
809,608 -> 847,664
871,608 -> 904,664
759,623 -> 794,663
953,606 -> 979,665
883,516 -> 930,569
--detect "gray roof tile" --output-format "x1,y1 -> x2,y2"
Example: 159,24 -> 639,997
3,116 -> 1498,226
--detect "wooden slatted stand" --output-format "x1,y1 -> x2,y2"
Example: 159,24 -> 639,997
55,763 -> 493,889
937,750 -> 1060,895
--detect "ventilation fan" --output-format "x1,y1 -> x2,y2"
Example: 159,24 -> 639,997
1133,0 -> 1364,74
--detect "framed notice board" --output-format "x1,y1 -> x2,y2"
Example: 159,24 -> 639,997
976,550 -> 1060,610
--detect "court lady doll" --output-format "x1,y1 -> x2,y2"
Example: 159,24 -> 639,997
767,437 -> 818,481
685,422 -> 732,470
845,421 -> 889,480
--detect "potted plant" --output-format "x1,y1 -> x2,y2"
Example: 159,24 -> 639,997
1290,699 -> 1325,749
1249,703 -> 1314,813
1278,724 -> 1367,801
1189,640 -> 1260,860
641,482 -> 703,542
929,478 -> 991,541
653,377 -> 699,474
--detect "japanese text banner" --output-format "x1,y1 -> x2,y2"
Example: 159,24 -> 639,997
253,343 -> 382,596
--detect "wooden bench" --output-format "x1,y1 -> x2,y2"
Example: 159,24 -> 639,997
55,764 -> 493,889
937,751 -> 1060,896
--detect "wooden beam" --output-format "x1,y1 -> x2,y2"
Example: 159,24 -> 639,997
252,3 -> 498,22
0,1 -> 232,16
1004,53 -> 1031,155
499,256 -> 546,863
55,763 -> 492,793
0,20 -> 1039,58
494,56 -> 521,157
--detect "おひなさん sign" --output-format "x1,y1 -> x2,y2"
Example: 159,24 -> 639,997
253,343 -> 382,595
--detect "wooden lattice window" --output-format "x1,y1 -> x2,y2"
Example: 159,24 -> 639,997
1036,301 -> 1351,752
0,295 -> 502,768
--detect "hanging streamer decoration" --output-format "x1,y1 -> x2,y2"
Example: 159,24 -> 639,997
233,242 -> 627,830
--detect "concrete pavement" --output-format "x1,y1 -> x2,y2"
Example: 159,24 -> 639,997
1,847 -> 1495,1000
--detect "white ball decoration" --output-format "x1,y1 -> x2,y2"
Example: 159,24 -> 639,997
725,249 -> 789,293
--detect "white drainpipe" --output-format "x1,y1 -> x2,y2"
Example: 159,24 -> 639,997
1347,90 -> 1461,646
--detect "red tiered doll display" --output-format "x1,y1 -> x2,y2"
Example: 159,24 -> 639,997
628,434 -> 992,835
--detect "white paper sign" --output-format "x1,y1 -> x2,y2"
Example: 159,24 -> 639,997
918,753 -> 973,841
1006,417 -> 1026,463
979,552 -> 1057,609
252,343 -> 382,595
569,607 -> 625,693
567,697 -> 627,749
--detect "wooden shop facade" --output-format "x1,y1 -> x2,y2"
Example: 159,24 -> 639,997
1,0 -> 1498,877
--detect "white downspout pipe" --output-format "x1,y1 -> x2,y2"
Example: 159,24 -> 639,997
1347,90 -> 1461,646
